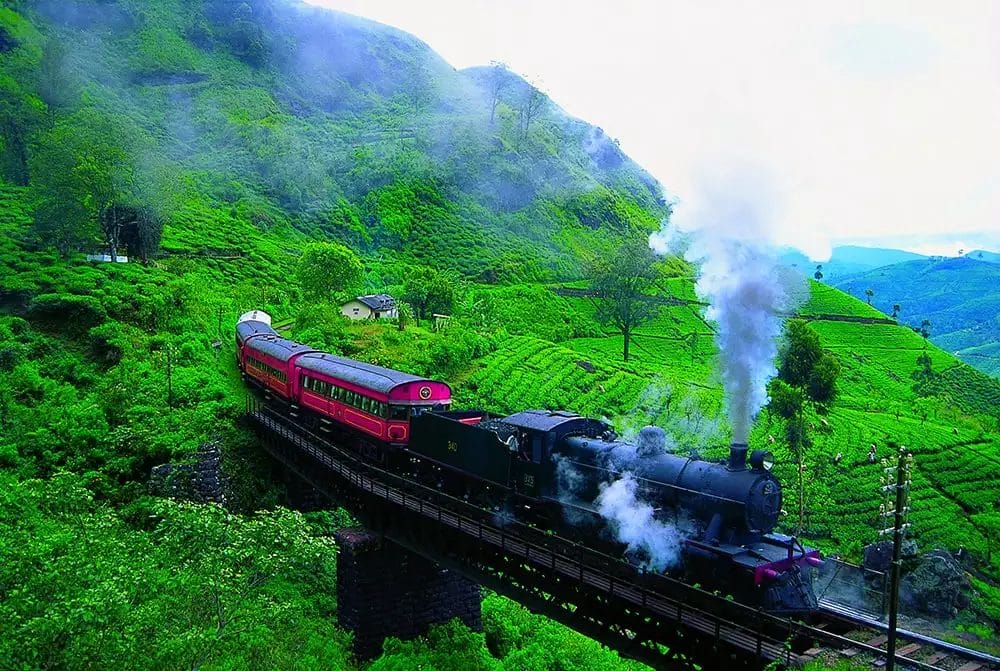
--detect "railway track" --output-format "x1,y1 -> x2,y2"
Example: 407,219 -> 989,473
799,600 -> 1000,671
244,401 -> 999,670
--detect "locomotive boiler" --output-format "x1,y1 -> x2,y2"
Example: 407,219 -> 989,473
409,409 -> 820,613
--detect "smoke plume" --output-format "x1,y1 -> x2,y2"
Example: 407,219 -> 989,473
595,473 -> 685,571
650,165 -> 807,443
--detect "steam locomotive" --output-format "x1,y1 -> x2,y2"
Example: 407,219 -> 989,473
237,310 -> 820,614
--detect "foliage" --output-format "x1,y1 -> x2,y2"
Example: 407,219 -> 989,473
0,0 -> 997,659
27,292 -> 107,332
588,238 -> 660,361
28,106 -> 154,257
403,265 -> 457,321
834,256 -> 1000,377
777,320 -> 841,406
295,241 -> 363,303
0,472 -> 348,671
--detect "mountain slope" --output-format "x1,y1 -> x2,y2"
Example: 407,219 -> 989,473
3,0 -> 668,283
833,256 -> 1000,377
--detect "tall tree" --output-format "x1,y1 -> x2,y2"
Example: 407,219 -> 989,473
519,85 -> 545,138
403,267 -> 456,323
865,288 -> 874,305
589,239 -> 659,362
0,82 -> 46,185
487,61 -> 509,124
295,242 -> 363,303
102,203 -> 163,263
769,319 -> 842,534
919,319 -> 931,339
29,108 -> 147,258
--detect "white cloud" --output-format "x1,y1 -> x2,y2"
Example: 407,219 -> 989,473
304,0 -> 1000,256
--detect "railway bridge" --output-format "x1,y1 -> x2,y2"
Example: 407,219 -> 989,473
242,399 -> 1000,671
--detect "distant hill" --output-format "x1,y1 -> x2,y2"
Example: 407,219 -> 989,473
833,255 -> 1000,376
967,249 -> 1000,264
780,245 -> 927,281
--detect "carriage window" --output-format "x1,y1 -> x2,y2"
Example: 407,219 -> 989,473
361,397 -> 370,412
389,405 -> 408,421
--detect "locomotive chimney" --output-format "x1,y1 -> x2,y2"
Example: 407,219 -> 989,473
728,442 -> 749,471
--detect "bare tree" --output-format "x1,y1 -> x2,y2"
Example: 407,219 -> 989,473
487,61 -> 509,124
519,85 -> 546,138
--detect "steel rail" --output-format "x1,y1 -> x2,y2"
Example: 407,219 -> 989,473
820,599 -> 1000,668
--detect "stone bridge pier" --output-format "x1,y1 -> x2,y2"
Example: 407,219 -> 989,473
335,527 -> 482,660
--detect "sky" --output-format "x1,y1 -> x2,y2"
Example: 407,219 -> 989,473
303,0 -> 1000,259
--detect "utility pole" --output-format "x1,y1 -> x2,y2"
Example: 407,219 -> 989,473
879,444 -> 913,671
165,346 -> 174,409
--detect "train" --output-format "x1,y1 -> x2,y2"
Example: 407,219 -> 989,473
236,310 -> 821,614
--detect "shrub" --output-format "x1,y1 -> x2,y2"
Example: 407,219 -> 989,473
27,293 -> 107,333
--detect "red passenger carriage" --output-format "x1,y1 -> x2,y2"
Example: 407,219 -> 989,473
236,311 -> 452,447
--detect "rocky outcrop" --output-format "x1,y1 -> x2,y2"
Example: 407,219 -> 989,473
860,543 -> 973,618
900,549 -> 972,616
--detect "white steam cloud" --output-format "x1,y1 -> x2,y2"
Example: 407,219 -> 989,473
595,473 -> 684,572
650,164 -> 807,443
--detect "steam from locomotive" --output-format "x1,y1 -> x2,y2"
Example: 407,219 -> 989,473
649,170 -> 807,443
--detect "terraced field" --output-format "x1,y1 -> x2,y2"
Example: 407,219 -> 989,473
462,279 -> 1000,618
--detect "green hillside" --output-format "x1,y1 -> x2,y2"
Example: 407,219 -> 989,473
0,0 -> 667,282
1,0 -> 998,668
834,256 -> 1000,378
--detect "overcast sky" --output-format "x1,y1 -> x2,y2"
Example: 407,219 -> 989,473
303,0 -> 999,258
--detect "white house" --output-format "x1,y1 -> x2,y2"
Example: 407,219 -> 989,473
340,294 -> 398,320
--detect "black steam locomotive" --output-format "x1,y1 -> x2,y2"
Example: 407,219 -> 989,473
237,312 -> 820,614
409,409 -> 820,614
